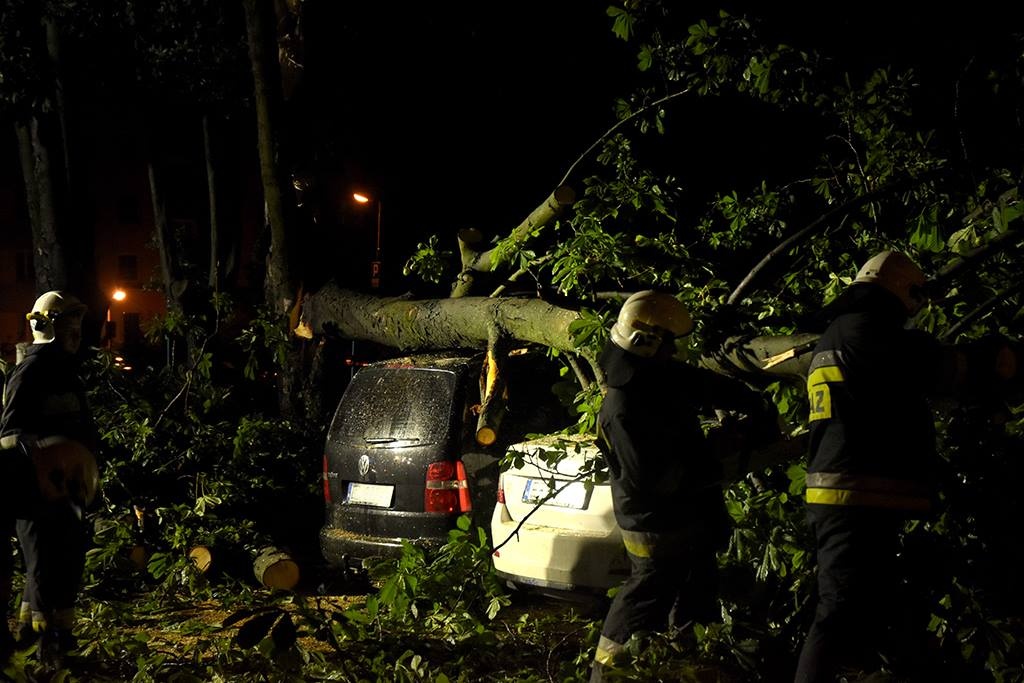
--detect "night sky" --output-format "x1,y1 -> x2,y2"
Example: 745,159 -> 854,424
4,2 -> 1022,293
292,1 -> 1024,280
297,1 -> 633,258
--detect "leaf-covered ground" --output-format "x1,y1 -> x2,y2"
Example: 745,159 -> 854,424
4,564 -> 611,683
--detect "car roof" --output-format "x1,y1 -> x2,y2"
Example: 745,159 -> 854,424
365,351 -> 484,372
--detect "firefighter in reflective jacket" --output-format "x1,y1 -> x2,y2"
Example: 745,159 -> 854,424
794,251 -> 1020,682
0,291 -> 99,667
590,290 -> 778,682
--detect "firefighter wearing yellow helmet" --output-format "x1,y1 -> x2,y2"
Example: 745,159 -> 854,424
795,251 -> 1021,681
590,290 -> 779,682
0,290 -> 98,667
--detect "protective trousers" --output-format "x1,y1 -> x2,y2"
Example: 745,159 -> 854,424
1,448 -> 35,659
590,530 -> 719,682
794,506 -> 904,682
16,500 -> 89,637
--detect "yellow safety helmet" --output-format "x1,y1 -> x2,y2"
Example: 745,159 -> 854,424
27,291 -> 87,344
31,436 -> 100,507
853,251 -> 927,314
610,290 -> 694,358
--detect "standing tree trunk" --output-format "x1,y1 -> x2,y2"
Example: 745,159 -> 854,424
203,114 -> 221,292
244,0 -> 316,419
43,13 -> 98,320
15,117 -> 66,293
147,154 -> 183,318
242,0 -> 297,316
13,10 -> 97,333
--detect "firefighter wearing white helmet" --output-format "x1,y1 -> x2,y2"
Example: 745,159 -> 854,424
1,290 -> 98,667
852,249 -> 928,314
609,290 -> 694,357
795,251 -> 1022,681
27,290 -> 87,352
590,290 -> 779,682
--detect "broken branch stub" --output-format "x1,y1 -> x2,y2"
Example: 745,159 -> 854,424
451,184 -> 575,298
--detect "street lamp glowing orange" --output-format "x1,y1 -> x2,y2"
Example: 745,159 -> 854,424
105,290 -> 127,348
352,192 -> 383,288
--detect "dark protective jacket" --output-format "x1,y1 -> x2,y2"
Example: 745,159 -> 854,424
597,342 -> 772,533
805,286 -> 945,513
0,343 -> 97,452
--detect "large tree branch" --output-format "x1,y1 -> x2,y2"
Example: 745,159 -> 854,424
557,88 -> 692,188
699,333 -> 821,381
727,171 -> 944,305
451,185 -> 576,298
939,281 -> 1024,342
931,188 -> 1022,289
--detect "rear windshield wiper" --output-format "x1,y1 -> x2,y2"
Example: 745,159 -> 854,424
364,437 -> 421,444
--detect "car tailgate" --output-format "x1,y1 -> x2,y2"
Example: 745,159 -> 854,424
500,434 -> 611,532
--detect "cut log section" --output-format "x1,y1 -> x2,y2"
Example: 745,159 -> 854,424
189,545 -> 213,574
253,547 -> 300,590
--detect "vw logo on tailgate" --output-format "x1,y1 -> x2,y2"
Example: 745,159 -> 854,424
358,454 -> 370,477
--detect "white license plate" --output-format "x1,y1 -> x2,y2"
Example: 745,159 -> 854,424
345,482 -> 395,507
522,478 -> 589,509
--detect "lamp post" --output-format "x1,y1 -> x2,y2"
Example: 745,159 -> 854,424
352,192 -> 382,288
105,288 -> 127,349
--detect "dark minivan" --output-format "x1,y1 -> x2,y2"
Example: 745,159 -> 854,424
320,350 -> 569,571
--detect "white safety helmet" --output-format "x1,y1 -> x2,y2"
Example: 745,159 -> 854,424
610,290 -> 694,358
27,290 -> 87,346
853,251 -> 927,314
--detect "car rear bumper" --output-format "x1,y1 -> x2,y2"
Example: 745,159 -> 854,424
320,503 -> 456,568
319,525 -> 448,568
489,503 -> 629,592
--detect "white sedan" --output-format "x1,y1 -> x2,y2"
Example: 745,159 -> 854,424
489,428 -> 805,596
490,433 -> 628,595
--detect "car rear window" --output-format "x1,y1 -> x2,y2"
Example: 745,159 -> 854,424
329,367 -> 458,444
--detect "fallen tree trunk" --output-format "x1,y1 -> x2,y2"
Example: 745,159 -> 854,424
297,285 -> 816,383
296,284 -> 582,354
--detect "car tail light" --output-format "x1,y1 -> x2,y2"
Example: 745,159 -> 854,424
424,460 -> 472,513
322,454 -> 332,504
456,461 -> 472,512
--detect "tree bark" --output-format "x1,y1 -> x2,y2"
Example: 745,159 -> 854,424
253,547 -> 299,590
242,0 -> 297,316
147,156 -> 183,316
244,0 -> 310,419
699,333 -> 821,382
297,284 -> 582,354
15,118 -> 66,293
297,284 -> 816,383
203,114 -> 221,292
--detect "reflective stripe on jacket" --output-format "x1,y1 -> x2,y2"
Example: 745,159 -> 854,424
804,471 -> 931,512
619,528 -> 690,559
804,291 -> 944,515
